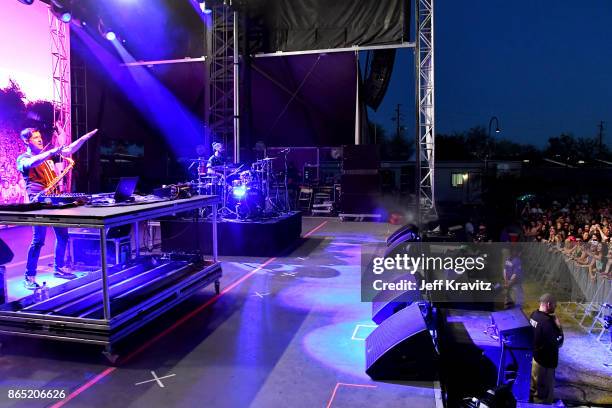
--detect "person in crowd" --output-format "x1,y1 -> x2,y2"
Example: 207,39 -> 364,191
503,247 -> 524,308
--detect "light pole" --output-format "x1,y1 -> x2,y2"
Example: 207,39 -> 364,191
487,116 -> 501,159
484,116 -> 501,197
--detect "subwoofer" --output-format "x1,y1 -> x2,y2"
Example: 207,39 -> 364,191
365,303 -> 436,381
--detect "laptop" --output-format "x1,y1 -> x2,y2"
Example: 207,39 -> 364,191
113,177 -> 139,203
91,177 -> 138,206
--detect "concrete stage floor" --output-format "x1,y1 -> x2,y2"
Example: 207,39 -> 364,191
0,219 -> 439,408
0,219 -> 610,407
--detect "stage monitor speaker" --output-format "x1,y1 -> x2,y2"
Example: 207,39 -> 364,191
491,308 -> 533,402
0,238 -> 14,265
371,274 -> 423,325
491,308 -> 533,349
386,223 -> 420,246
365,303 -> 436,381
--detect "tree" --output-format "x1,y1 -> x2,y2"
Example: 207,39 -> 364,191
0,80 -> 27,131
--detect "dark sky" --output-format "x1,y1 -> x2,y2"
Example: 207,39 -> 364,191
368,0 -> 612,148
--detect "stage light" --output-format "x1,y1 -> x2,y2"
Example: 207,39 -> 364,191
17,0 -> 35,5
98,19 -> 117,41
50,0 -> 72,23
233,185 -> 246,198
198,0 -> 212,14
60,11 -> 72,23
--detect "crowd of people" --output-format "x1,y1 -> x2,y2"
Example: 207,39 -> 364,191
0,128 -> 27,204
521,197 -> 612,280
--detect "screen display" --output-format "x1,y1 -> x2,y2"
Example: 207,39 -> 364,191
0,1 -> 68,204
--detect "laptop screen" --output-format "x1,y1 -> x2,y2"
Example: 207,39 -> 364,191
114,177 -> 139,202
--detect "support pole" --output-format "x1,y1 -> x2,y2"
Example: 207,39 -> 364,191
415,0 -> 437,223
100,227 -> 110,321
233,10 -> 240,163
355,51 -> 361,145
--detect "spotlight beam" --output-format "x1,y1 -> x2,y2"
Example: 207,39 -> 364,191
119,57 -> 207,67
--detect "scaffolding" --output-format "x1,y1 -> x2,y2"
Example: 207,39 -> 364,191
71,51 -> 89,192
49,10 -> 72,189
208,3 -> 239,162
415,0 -> 437,221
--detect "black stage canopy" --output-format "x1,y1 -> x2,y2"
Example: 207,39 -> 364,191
244,0 -> 410,54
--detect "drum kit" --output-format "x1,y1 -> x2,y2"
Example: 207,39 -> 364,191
189,156 -> 282,219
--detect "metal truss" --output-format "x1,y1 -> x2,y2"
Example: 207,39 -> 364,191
208,4 -> 238,162
415,0 -> 437,221
49,10 -> 72,189
71,51 -> 89,191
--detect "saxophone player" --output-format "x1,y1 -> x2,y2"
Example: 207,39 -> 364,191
16,125 -> 97,288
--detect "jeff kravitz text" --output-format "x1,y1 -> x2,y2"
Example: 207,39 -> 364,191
372,279 -> 492,291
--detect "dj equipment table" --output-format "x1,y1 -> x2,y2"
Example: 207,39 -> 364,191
0,195 -> 220,358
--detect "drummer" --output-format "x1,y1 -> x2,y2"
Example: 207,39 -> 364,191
206,142 -> 226,177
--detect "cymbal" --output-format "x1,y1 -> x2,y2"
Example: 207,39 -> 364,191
254,157 -> 277,163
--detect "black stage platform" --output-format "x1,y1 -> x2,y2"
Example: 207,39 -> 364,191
160,211 -> 302,256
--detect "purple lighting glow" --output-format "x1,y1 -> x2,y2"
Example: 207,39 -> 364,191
232,185 -> 246,198
105,31 -> 116,41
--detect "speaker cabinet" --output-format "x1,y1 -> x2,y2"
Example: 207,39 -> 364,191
387,223 -> 420,246
366,303 -> 436,381
342,145 -> 380,170
492,308 -> 534,402
491,308 -> 533,349
371,273 -> 422,324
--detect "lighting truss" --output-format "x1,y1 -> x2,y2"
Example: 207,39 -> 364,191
49,8 -> 72,190
208,3 -> 238,162
415,0 -> 437,221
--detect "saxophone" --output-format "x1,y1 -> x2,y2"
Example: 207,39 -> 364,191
33,156 -> 75,201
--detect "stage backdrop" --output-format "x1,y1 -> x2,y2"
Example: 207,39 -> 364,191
0,1 -> 63,204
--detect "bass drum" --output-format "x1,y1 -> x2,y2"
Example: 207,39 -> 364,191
235,187 -> 265,219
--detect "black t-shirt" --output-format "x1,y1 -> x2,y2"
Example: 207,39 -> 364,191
16,152 -> 59,198
529,310 -> 564,368
207,154 -> 225,169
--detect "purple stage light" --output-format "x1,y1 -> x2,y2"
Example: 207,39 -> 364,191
105,31 -> 117,41
199,1 -> 212,14
61,12 -> 71,23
